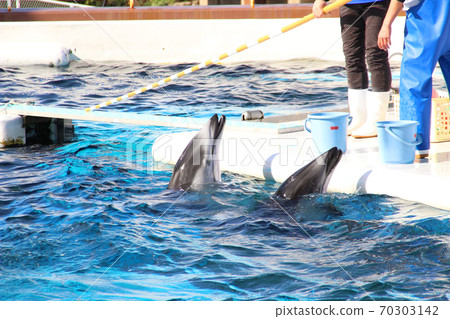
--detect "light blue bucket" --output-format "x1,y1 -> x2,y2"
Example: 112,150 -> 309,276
376,120 -> 422,164
304,112 -> 352,153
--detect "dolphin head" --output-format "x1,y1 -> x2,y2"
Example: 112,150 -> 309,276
274,147 -> 343,200
168,114 -> 226,190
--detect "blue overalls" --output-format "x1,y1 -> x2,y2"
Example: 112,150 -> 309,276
399,0 -> 450,151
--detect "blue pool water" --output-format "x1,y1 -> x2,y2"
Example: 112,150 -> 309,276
0,61 -> 449,301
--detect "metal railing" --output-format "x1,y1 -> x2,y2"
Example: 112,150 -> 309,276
1,0 -> 91,10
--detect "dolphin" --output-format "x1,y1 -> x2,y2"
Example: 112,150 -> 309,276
274,147 -> 343,200
168,114 -> 226,190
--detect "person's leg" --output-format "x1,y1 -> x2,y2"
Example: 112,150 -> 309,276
400,27 -> 433,154
340,4 -> 369,134
399,1 -> 450,155
340,4 -> 368,90
352,0 -> 391,138
365,0 -> 391,92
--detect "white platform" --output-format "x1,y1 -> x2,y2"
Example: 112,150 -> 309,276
153,127 -> 450,212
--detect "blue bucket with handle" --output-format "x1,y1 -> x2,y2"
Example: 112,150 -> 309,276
376,120 -> 422,164
304,112 -> 352,153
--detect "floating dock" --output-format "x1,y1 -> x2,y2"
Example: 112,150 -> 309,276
2,102 -> 303,134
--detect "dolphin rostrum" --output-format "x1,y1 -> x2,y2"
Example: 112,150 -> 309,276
168,114 -> 226,190
274,147 -> 343,200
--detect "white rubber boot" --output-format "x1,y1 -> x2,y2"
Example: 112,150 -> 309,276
352,91 -> 390,139
347,89 -> 367,135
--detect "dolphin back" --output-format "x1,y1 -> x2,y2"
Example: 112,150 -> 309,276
274,147 -> 343,200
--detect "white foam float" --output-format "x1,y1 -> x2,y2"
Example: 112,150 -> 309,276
0,113 -> 25,147
0,43 -> 72,66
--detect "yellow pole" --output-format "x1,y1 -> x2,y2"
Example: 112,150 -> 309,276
86,0 -> 350,112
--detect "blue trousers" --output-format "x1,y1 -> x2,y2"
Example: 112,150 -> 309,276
399,0 -> 450,151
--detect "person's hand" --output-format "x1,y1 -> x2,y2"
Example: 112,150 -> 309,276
313,0 -> 327,18
378,24 -> 392,51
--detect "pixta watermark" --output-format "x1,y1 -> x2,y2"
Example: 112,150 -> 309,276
126,130 -> 323,174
